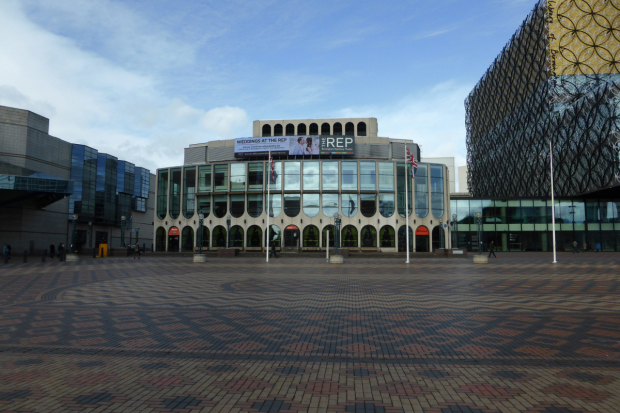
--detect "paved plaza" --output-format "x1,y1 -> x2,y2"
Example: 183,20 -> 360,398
0,253 -> 619,412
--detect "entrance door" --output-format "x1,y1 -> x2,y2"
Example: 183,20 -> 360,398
415,226 -> 429,252
283,225 -> 300,247
168,227 -> 180,252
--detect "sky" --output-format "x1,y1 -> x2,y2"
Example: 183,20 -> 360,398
0,0 -> 538,189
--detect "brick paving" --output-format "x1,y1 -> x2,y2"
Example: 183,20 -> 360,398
0,253 -> 619,412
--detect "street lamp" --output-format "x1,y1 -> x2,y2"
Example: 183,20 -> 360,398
198,213 -> 205,255
452,214 -> 457,249
226,215 -> 231,248
475,212 -> 482,255
71,214 -> 78,253
121,215 -> 126,247
333,213 -> 341,252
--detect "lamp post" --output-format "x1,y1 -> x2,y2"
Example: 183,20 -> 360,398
198,213 -> 205,255
452,214 -> 457,249
476,212 -> 482,255
439,218 -> 443,250
121,215 -> 126,247
333,213 -> 341,252
128,215 -> 133,246
71,214 -> 78,253
226,215 -> 231,248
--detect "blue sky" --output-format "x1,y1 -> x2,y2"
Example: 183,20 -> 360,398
0,0 -> 538,183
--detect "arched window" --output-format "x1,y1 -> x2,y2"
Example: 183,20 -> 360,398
247,225 -> 262,247
156,227 -> 166,251
379,226 -> 395,248
181,226 -> 194,251
196,226 -> 209,248
264,224 -> 281,247
213,195 -> 227,218
230,225 -> 244,248
169,168 -> 181,219
341,193 -> 358,217
266,194 -> 281,217
297,123 -> 307,135
230,194 -> 244,218
430,165 -> 444,218
303,193 -> 319,217
345,122 -> 354,135
322,225 -> 336,247
262,124 -> 272,137
357,122 -> 367,136
273,124 -> 283,136
361,225 -> 377,247
322,194 -> 339,217
415,164 -> 429,218
416,225 -> 430,252
285,123 -> 295,136
247,194 -> 262,218
397,163 -> 413,217
379,194 -> 395,217
303,225 -> 319,247
284,194 -> 300,217
360,194 -> 376,217
183,167 -> 195,219
333,122 -> 342,135
157,170 -> 168,220
432,226 -> 444,250
398,225 -> 414,252
309,123 -> 318,135
342,225 -> 358,248
212,225 -> 227,248
197,195 -> 210,217
321,123 -> 330,135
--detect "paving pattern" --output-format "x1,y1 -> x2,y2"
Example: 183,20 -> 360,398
0,253 -> 619,412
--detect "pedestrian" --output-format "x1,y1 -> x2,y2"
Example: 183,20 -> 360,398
572,240 -> 578,253
58,243 -> 65,261
49,243 -> 55,260
134,242 -> 141,259
269,240 -> 278,258
2,244 -> 8,262
596,242 -> 601,253
583,242 -> 587,252
488,240 -> 497,258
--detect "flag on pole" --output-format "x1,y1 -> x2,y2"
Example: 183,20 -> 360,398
406,147 -> 418,178
269,153 -> 278,184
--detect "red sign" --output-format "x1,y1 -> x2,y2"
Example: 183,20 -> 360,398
415,226 -> 429,236
285,225 -> 299,231
169,227 -> 180,236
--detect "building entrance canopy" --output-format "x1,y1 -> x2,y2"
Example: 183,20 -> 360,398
0,161 -> 73,208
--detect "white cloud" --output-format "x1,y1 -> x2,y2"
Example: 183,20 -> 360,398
201,107 -> 249,138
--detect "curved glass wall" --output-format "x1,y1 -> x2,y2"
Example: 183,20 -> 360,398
156,227 -> 166,251
398,225 -> 414,252
342,225 -> 358,248
303,225 -> 319,247
230,225 -> 244,247
169,168 -> 182,219
182,226 -> 194,251
197,226 -> 209,248
156,170 -> 168,219
212,225 -> 227,247
230,164 -> 246,191
322,194 -> 339,218
303,194 -> 320,217
379,162 -> 394,190
266,194 -> 282,217
198,165 -> 211,192
247,194 -> 262,217
303,161 -> 319,190
197,195 -> 210,217
213,195 -> 227,218
415,164 -> 429,218
360,194 -> 376,217
183,167 -> 195,218
379,226 -> 395,248
265,224 -> 281,247
214,164 -> 228,192
341,162 -> 358,191
322,162 -> 338,190
396,163 -> 412,217
284,162 -> 300,190
284,194 -> 300,217
342,194 -> 358,217
379,194 -> 395,217
361,225 -> 377,247
230,194 -> 244,218
265,162 -> 282,191
322,225 -> 336,247
248,163 -> 263,191
430,165 -> 444,218
247,225 -> 262,247
360,161 -> 376,191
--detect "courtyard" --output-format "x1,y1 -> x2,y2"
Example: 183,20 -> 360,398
0,253 -> 619,412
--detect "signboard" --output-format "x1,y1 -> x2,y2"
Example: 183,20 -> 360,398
168,227 -> 179,236
234,136 -> 355,157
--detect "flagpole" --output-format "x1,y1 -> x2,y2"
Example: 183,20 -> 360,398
405,145 -> 410,264
550,140 -> 557,264
266,148 -> 270,263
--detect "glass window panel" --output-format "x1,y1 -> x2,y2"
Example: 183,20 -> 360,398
360,225 -> 377,247
360,194 -> 376,217
322,194 -> 339,217
230,225 -> 244,247
284,162 -> 301,190
197,195 -> 210,217
213,194 -> 227,218
169,168 -> 182,219
586,200 -> 599,223
266,194 -> 282,217
212,226 -> 227,247
265,161 -> 282,191
248,163 -> 263,191
303,194 -> 320,217
397,163 -> 413,217
379,226 -> 395,247
430,165 -> 443,218
303,162 -> 320,190
247,193 -> 262,217
414,164 -> 428,218
341,194 -> 358,217
230,163 -> 246,191
284,194 -> 300,217
214,164 -> 228,192
303,225 -> 319,247
198,165 -> 211,192
183,167 -> 196,218
507,200 -> 521,224
481,199 -> 496,223
360,161 -> 376,191
322,162 -> 339,191
573,200 -> 585,224
247,225 -> 262,247
230,194 -> 244,217
342,225 -> 358,248
379,193 -> 395,218
341,162 -> 358,191
157,170 -> 168,219
265,225 -> 281,247
322,225 -> 336,247
378,162 -> 394,191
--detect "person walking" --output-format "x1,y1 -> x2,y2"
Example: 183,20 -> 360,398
49,243 -> 55,260
488,240 -> 497,258
596,242 -> 601,253
134,242 -> 141,259
269,240 -> 278,259
573,240 -> 578,253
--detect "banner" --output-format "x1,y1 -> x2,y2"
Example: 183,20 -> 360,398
234,137 -> 289,156
234,136 -> 355,157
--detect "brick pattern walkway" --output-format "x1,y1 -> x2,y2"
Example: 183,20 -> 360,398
0,254 -> 619,412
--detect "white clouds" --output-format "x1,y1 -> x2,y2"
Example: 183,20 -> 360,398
201,107 -> 249,138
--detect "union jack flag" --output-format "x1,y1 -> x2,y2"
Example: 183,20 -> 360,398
269,153 -> 278,184
406,146 -> 418,178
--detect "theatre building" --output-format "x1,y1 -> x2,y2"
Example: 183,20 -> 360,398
153,118 -> 451,253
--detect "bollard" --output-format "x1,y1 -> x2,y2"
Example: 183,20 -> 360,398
42,249 -> 46,262
23,250 -> 28,263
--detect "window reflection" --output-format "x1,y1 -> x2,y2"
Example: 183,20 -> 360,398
322,194 -> 339,217
248,163 -> 263,191
379,193 -> 394,217
341,194 -> 358,217
247,194 -> 262,217
197,195 -> 210,217
360,161 -> 376,191
430,165 -> 443,218
341,162 -> 358,191
230,194 -> 244,218
379,162 -> 394,190
303,162 -> 320,190
303,194 -> 320,217
214,164 -> 228,192
213,195 -> 227,218
322,162 -> 338,190
266,194 -> 282,217
414,164 -> 428,218
360,194 -> 376,217
284,194 -> 300,217
284,162 -> 300,190
230,164 -> 246,191
198,165 -> 211,192
265,162 -> 282,191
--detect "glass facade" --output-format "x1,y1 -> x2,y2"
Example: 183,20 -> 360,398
169,168 -> 181,219
96,153 -> 118,225
360,161 -> 376,191
157,170 -> 168,219
198,165 -> 211,192
396,163 -> 412,217
415,164 -> 428,218
183,167 -> 195,218
303,162 -> 319,190
430,165 -> 443,219
69,145 -> 97,219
